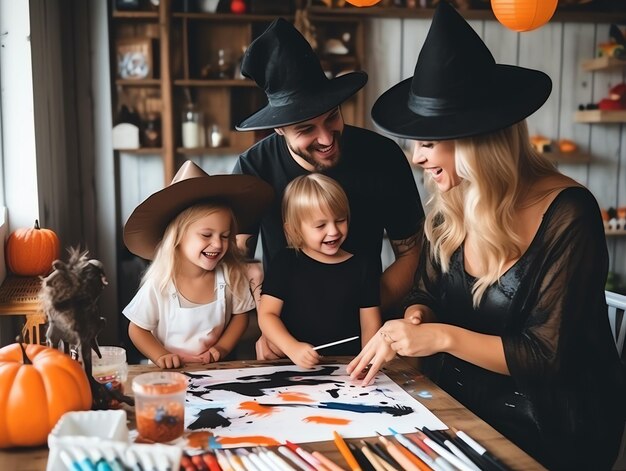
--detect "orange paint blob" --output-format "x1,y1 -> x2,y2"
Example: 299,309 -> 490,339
217,435 -> 281,447
239,401 -> 275,416
303,415 -> 352,425
278,392 -> 315,402
186,431 -> 213,449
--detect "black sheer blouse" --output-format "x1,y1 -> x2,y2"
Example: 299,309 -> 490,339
407,187 -> 626,470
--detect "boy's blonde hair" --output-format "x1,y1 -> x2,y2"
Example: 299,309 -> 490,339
282,174 -> 350,251
141,202 -> 248,295
425,120 -> 558,307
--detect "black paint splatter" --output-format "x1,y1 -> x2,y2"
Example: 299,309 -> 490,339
188,365 -> 342,397
188,407 -> 231,430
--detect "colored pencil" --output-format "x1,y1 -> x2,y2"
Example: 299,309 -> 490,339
435,430 -> 488,471
285,441 -> 326,470
224,449 -> 247,471
450,428 -> 511,471
388,427 -> 439,470
333,431 -> 362,471
370,442 -> 402,471
313,336 -> 360,351
415,430 -> 476,471
266,449 -> 298,471
242,448 -> 272,471
311,450 -> 348,471
362,442 -> 400,471
236,449 -> 259,471
376,433 -> 422,471
447,437 -> 492,470
405,434 -> 455,471
190,453 -> 210,471
359,441 -> 387,471
348,442 -> 376,471
214,450 -> 235,471
279,445 -> 316,471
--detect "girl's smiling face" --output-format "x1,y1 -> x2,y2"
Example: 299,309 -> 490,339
178,208 -> 232,272
411,140 -> 461,192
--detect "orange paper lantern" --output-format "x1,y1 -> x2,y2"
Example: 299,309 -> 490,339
345,0 -> 382,7
491,0 -> 558,32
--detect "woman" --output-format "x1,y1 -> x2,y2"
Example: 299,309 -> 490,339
347,2 -> 626,469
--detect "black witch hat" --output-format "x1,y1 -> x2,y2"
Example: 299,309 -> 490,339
371,1 -> 552,140
236,18 -> 367,131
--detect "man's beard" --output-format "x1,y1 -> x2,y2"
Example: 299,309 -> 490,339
287,131 -> 342,172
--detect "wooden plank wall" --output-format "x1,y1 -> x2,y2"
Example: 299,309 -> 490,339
118,17 -> 626,281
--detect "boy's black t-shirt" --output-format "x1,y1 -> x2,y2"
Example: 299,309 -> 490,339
262,248 -> 380,356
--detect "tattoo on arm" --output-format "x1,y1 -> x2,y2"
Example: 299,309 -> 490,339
389,229 -> 422,258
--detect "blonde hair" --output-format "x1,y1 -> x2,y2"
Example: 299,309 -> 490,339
282,174 -> 350,251
425,121 -> 557,306
141,202 -> 248,296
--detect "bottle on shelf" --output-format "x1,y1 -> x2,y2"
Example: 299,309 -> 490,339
182,102 -> 205,148
141,112 -> 162,148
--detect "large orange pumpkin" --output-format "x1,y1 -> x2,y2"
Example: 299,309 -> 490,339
0,343 -> 92,448
6,219 -> 60,276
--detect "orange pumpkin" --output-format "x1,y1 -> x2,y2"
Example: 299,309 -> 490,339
6,219 -> 60,276
0,343 -> 92,448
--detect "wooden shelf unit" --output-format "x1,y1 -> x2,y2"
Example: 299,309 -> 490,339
575,110 -> 626,123
110,3 -> 367,183
582,56 -> 626,72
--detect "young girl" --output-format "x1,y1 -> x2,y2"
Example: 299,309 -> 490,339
123,160 -> 273,369
258,174 -> 382,368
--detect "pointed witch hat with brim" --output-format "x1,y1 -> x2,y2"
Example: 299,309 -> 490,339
235,18 -> 368,131
371,1 -> 552,140
124,160 -> 274,260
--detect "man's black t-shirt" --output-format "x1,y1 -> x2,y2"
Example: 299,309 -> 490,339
233,125 -> 424,272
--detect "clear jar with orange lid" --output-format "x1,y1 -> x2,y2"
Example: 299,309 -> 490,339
132,371 -> 187,443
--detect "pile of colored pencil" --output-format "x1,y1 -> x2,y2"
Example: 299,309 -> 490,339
179,428 -> 511,471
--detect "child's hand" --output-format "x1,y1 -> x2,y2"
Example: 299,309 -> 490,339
286,342 -> 321,369
155,353 -> 182,369
207,346 -> 223,363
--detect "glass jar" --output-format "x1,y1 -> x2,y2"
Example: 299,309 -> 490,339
91,346 -> 128,409
132,372 -> 187,443
181,103 -> 205,148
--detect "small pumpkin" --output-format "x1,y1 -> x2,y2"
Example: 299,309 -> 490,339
6,219 -> 60,276
0,343 -> 92,448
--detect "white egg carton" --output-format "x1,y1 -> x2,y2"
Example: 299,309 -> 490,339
47,410 -> 181,471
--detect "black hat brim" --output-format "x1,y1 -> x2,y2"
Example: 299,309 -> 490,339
371,65 -> 552,141
236,71 -> 367,131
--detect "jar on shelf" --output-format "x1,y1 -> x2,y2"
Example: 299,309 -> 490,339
182,103 -> 205,148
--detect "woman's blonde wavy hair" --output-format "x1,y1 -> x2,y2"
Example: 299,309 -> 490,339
424,121 -> 557,306
141,202 -> 248,296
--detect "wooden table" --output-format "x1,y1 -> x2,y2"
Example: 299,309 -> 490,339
0,357 -> 546,470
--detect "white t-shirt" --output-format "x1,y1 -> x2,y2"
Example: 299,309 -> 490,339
123,265 -> 254,356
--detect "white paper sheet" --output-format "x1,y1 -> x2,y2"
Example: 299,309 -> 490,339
183,363 -> 446,447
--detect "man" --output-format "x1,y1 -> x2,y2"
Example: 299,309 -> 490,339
232,18 -> 424,359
